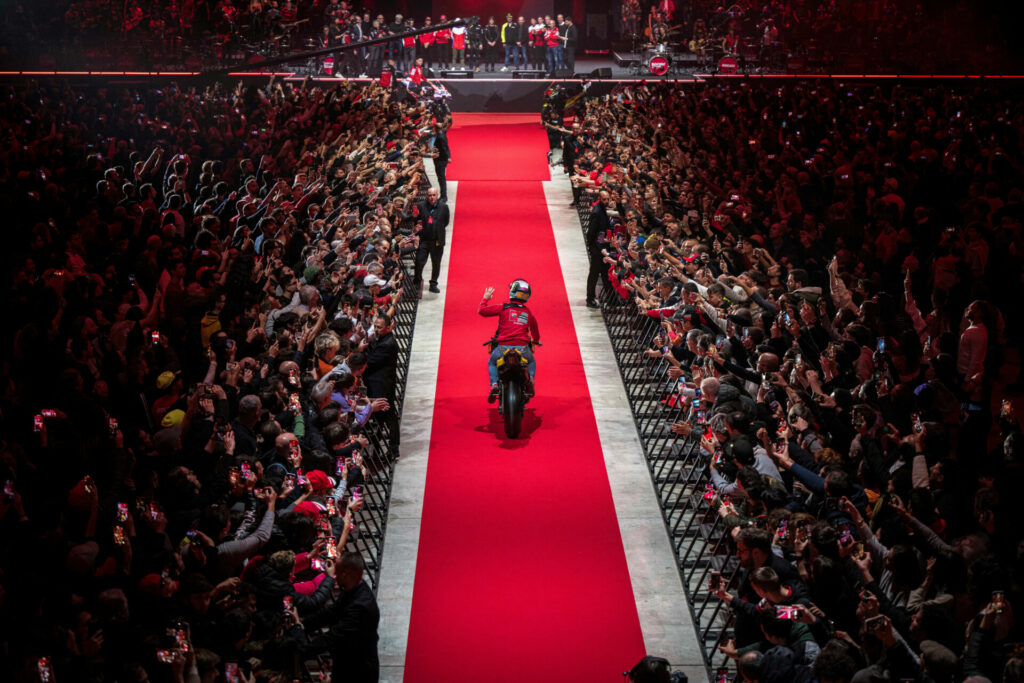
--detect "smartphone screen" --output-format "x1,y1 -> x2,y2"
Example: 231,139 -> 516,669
116,502 -> 129,523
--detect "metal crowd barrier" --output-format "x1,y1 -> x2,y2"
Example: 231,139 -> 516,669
571,183 -> 737,677
345,259 -> 419,591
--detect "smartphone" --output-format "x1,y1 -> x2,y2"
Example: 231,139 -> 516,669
229,467 -> 240,486
240,462 -> 253,480
715,667 -> 730,683
282,596 -> 293,613
327,543 -> 338,559
156,650 -> 176,664
777,519 -> 788,540
284,473 -> 297,489
38,657 -> 54,682
853,542 -> 866,560
694,388 -> 702,401
326,498 -> 338,516
992,590 -> 1006,614
776,605 -> 799,620
1001,399 -> 1013,418
702,483 -> 715,501
912,413 -> 923,433
225,662 -> 241,683
41,409 -> 57,418
152,331 -> 160,344
33,414 -> 44,432
709,570 -> 722,591
149,502 -> 159,521
113,525 -> 127,546
288,369 -> 298,386
696,410 -> 707,425
838,525 -> 854,546
864,614 -> 885,632
116,502 -> 129,523
108,417 -> 118,436
3,480 -> 14,501
712,449 -> 723,468
311,558 -> 325,572
783,312 -> 791,325
336,457 -> 346,476
876,337 -> 886,354
715,335 -> 726,349
289,393 -> 301,412
352,486 -> 363,501
186,529 -> 199,543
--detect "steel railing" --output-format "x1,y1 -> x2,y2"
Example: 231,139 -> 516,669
571,183 -> 737,677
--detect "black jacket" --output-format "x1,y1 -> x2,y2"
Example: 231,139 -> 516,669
586,201 -> 611,259
251,563 -> 335,616
431,130 -> 451,164
292,581 -> 380,683
417,198 -> 450,245
364,331 -> 399,399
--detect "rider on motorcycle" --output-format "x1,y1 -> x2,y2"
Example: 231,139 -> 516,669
479,279 -> 540,403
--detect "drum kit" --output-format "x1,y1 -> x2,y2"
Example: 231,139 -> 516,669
627,6 -> 789,76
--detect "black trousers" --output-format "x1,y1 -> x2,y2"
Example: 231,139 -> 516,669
586,254 -> 605,301
436,42 -> 451,68
433,160 -> 448,199
415,242 -> 445,286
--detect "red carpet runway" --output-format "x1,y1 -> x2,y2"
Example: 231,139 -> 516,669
403,114 -> 646,681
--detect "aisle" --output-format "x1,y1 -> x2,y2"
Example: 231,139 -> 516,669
403,114 -> 646,682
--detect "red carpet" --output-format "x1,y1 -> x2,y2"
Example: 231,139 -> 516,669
404,113 -> 646,681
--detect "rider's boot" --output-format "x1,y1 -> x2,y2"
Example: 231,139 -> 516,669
488,383 -> 499,403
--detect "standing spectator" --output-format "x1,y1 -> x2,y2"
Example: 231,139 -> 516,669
290,553 -> 380,683
362,313 -> 400,452
586,190 -> 611,308
562,16 -> 578,73
414,187 -> 450,294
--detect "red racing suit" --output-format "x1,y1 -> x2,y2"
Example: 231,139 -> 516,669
478,298 -> 540,346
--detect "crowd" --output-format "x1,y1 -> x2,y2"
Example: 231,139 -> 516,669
0,76 -> 446,682
562,80 -> 1024,682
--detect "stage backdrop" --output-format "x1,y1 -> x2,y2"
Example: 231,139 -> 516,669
429,0 -> 554,22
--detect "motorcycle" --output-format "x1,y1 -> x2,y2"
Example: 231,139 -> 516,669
486,340 -> 540,439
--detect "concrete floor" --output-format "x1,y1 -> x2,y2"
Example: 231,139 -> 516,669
375,157 -> 708,683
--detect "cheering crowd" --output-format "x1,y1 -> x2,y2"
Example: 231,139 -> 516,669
563,81 -> 1024,682
0,77 -> 447,682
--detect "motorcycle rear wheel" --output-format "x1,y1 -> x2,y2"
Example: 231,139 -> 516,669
502,380 -> 522,438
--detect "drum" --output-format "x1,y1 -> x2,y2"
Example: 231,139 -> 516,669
648,53 -> 670,75
718,55 -> 739,74
322,57 -> 335,75
654,43 -> 670,54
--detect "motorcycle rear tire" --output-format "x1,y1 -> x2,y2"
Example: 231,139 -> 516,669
502,380 -> 522,438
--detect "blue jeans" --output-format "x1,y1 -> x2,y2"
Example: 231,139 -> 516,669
546,47 -> 556,74
504,45 -> 516,67
553,45 -> 565,70
489,345 -> 535,385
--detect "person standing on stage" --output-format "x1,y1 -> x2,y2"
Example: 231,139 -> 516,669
401,17 -> 417,72
501,13 -> 517,71
434,15 -> 452,70
468,19 -> 484,71
451,23 -> 467,69
562,16 -> 578,73
543,19 -> 561,76
515,16 -> 528,69
483,17 -> 500,72
418,16 -> 434,70
529,17 -> 545,70
388,14 -> 404,70
414,187 -> 450,294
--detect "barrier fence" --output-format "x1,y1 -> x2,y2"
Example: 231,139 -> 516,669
572,184 -> 736,677
344,257 -> 418,592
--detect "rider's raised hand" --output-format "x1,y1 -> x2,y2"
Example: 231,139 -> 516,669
483,286 -> 495,300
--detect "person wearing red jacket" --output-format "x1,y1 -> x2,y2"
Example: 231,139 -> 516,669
418,16 -> 435,70
478,279 -> 540,401
434,15 -> 452,70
